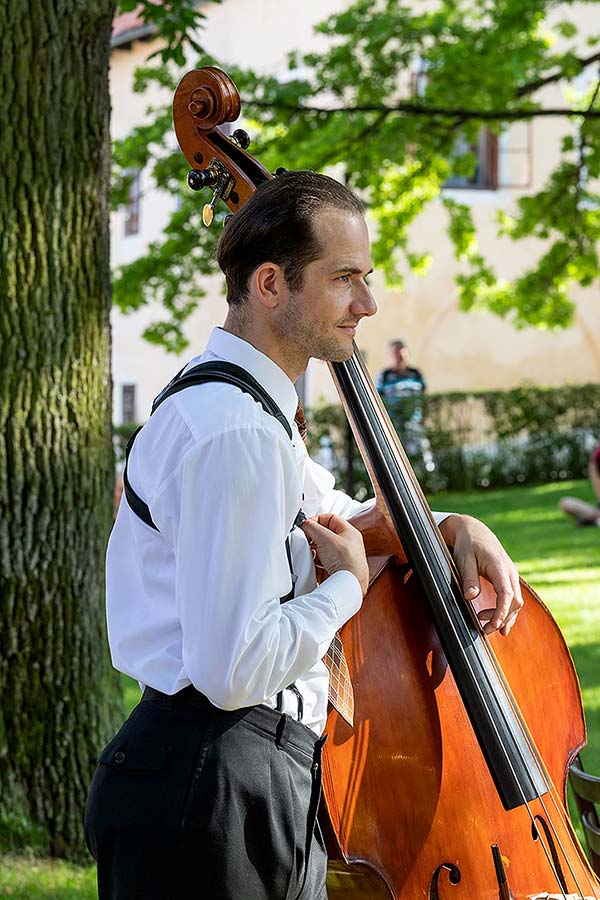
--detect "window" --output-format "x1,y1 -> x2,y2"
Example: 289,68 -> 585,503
121,383 -> 137,424
409,60 -> 499,191
444,130 -> 498,190
497,122 -> 532,189
124,169 -> 141,236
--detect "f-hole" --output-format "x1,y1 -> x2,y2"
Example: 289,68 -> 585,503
532,814 -> 568,893
429,863 -> 461,899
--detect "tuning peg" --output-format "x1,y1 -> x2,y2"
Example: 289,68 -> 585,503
187,168 -> 219,191
231,129 -> 251,150
203,193 -> 218,227
188,160 -> 235,227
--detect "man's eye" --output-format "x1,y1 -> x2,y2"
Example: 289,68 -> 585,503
337,274 -> 350,283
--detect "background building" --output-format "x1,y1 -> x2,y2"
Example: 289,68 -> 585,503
110,0 -> 600,425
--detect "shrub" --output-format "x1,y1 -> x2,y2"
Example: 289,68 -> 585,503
307,383 -> 600,496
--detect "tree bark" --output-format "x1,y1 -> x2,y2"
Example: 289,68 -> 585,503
0,0 -> 120,857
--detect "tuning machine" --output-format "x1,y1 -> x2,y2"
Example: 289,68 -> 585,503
187,158 -> 236,227
229,129 -> 250,150
187,167 -> 219,191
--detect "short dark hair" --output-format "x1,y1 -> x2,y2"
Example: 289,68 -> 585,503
216,171 -> 364,304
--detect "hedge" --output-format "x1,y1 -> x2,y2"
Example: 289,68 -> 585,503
307,383 -> 600,497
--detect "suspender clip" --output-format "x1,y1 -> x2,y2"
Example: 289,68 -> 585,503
293,509 -> 307,529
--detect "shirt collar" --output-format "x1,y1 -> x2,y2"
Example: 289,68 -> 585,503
203,327 -> 300,426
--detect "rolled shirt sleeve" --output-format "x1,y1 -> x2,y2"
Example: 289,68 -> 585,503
304,454 -> 452,525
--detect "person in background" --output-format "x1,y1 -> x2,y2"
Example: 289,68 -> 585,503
558,439 -> 600,527
376,339 -> 434,472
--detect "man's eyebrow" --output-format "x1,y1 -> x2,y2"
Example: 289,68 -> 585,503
331,265 -> 374,276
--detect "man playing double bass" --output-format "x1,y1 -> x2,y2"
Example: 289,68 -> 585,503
84,171 -> 523,899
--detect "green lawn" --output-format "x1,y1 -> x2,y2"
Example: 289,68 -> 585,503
1,479 -> 598,897
0,853 -> 97,899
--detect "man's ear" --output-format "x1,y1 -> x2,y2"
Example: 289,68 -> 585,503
251,262 -> 286,310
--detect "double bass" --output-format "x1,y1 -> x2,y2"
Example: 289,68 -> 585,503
172,66 -> 598,900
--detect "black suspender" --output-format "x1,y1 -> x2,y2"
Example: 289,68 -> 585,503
123,361 -> 293,532
122,360 -> 304,720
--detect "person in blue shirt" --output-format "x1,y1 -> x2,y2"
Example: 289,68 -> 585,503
377,339 -> 433,472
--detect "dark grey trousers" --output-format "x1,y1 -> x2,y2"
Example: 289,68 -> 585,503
84,687 -> 328,900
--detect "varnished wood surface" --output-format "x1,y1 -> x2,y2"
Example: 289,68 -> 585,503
173,68 -> 271,211
321,557 -> 595,899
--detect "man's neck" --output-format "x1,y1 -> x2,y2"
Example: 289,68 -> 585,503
221,315 -> 307,384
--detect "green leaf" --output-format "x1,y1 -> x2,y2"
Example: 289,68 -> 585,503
555,21 -> 578,40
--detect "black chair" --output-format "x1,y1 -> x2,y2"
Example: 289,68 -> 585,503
569,754 -> 600,876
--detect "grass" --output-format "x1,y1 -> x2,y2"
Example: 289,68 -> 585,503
0,853 -> 97,899
1,479 -> 598,896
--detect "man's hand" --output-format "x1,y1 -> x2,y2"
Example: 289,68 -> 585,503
438,514 -> 523,637
301,513 -> 370,597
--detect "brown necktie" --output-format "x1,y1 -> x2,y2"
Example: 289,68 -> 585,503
295,400 -> 355,727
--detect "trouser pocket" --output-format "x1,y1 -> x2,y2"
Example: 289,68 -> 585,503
179,715 -> 321,900
293,734 -> 327,900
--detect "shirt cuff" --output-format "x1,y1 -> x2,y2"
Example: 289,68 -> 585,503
318,570 -> 363,630
433,510 -> 453,525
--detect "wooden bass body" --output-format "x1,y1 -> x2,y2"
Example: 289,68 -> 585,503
321,554 -> 594,899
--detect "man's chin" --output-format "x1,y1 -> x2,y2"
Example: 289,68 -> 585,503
314,344 -> 354,364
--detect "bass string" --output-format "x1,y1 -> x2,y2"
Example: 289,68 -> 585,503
345,351 -> 588,900
374,429 -> 596,896
380,428 -> 594,898
464,606 -> 598,900
441,540 -> 596,900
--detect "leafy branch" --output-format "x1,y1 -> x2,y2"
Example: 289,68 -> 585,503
243,101 -> 600,121
112,0 -> 600,348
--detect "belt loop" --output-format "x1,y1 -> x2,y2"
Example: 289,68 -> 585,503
275,714 -> 292,750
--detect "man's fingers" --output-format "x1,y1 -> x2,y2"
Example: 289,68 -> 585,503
301,514 -> 347,537
447,515 -> 524,639
510,569 -> 524,614
482,557 -> 524,631
455,550 -> 481,602
479,604 -> 518,636
300,513 -> 369,595
489,578 -> 514,630
300,518 -> 329,538
499,609 -> 520,637
500,570 -> 524,636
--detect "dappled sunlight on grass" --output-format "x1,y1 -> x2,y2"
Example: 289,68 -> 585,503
0,854 -> 96,900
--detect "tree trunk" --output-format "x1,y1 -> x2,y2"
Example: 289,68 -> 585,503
0,0 -> 120,857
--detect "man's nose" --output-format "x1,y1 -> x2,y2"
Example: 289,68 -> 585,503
352,282 -> 378,318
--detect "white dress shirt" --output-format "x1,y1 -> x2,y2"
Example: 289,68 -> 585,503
106,327 -> 448,735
